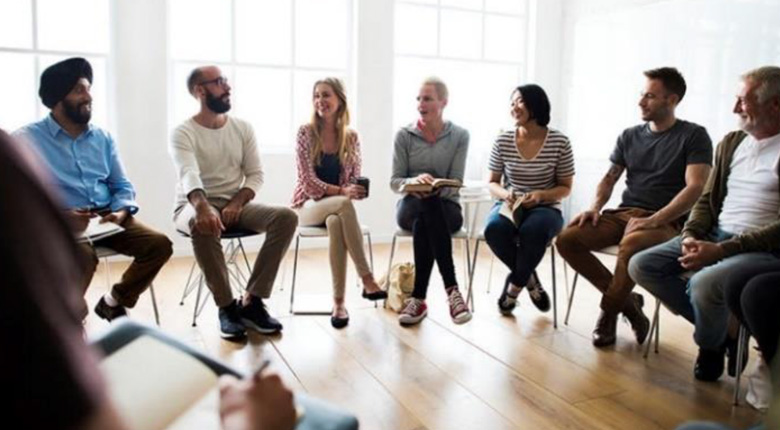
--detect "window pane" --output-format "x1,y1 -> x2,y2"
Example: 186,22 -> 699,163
440,9 -> 482,59
236,0 -> 292,65
399,0 -> 437,5
395,4 -> 438,56
0,53 -> 37,131
485,0 -> 525,15
440,0 -> 483,10
169,0 -> 231,62
233,67 -> 292,150
37,55 -> 109,129
37,0 -> 109,53
484,15 -> 524,62
295,0 -> 349,69
0,0 -> 32,49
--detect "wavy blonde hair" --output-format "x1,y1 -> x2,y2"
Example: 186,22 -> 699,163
309,77 -> 353,166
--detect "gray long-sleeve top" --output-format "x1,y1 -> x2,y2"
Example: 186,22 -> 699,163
390,121 -> 469,203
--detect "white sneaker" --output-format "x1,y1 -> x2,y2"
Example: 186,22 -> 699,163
745,352 -> 772,411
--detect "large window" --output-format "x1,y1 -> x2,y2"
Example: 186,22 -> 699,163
394,0 -> 529,179
169,0 -> 354,152
0,0 -> 110,132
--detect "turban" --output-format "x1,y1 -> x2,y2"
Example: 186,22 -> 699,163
38,57 -> 93,109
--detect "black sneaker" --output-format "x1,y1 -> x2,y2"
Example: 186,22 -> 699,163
241,296 -> 283,334
526,272 -> 550,312
497,275 -> 520,316
218,300 -> 247,340
94,297 -> 128,322
694,348 -> 725,382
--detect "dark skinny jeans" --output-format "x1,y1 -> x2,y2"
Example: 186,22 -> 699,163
396,195 -> 463,300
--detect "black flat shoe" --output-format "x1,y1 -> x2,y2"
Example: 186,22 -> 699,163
331,310 -> 349,329
362,289 -> 388,301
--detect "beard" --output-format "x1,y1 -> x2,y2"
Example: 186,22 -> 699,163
206,91 -> 231,114
62,99 -> 91,124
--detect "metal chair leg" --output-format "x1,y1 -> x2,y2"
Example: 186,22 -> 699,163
733,325 -> 749,406
149,284 -> 160,325
644,299 -> 661,359
289,235 -> 301,314
551,246 -> 558,329
384,235 -> 398,310
192,274 -> 204,327
467,239 -> 481,312
180,261 -> 199,305
564,273 -> 579,325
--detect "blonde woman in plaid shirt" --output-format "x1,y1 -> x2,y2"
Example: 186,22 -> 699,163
291,78 -> 386,329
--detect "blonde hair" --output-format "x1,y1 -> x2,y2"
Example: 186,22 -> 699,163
422,76 -> 449,101
309,77 -> 353,166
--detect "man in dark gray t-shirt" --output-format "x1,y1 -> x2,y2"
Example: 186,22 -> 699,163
612,120 -> 712,211
557,67 -> 713,349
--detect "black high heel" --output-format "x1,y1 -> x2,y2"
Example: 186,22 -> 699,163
362,289 -> 388,301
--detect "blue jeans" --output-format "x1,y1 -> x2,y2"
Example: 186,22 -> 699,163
628,229 -> 780,351
483,203 -> 563,287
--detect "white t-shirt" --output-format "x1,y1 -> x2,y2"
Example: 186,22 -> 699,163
170,116 -> 264,208
718,133 -> 780,234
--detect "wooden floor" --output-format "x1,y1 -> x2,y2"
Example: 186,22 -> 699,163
84,242 -> 763,430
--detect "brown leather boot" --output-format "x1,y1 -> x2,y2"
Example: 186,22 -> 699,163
622,293 -> 650,345
592,310 -> 618,347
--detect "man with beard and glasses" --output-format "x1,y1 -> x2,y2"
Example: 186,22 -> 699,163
15,57 -> 173,322
556,67 -> 713,348
170,65 -> 297,339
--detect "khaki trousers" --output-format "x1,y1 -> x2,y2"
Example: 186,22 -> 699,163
78,216 -> 173,317
555,207 -> 681,313
298,196 -> 371,300
175,199 -> 297,307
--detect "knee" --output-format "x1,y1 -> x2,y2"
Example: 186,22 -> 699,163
554,226 -> 579,254
627,250 -> 652,286
484,219 -> 512,244
332,196 -> 354,212
276,208 -> 298,234
150,234 -> 174,260
325,214 -> 341,229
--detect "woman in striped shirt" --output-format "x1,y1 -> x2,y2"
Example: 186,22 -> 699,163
291,77 -> 387,329
484,84 -> 575,316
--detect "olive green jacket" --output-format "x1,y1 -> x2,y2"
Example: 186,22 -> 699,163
682,130 -> 780,256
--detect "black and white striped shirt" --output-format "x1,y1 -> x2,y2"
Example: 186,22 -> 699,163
488,128 -> 575,209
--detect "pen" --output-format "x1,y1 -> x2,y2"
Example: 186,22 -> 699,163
250,359 -> 271,379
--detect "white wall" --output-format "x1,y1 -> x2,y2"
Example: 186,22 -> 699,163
558,0 -> 780,217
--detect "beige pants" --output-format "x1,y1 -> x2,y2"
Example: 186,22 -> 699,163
175,198 -> 297,307
298,196 -> 371,299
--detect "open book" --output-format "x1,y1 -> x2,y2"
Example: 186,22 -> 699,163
92,320 -> 358,430
77,217 -> 124,243
399,178 -> 462,193
499,193 -> 525,226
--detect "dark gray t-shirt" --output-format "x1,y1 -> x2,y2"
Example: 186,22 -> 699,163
610,119 -> 712,211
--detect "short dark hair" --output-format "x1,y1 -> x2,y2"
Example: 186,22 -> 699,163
187,67 -> 205,96
514,84 -> 551,126
644,67 -> 686,102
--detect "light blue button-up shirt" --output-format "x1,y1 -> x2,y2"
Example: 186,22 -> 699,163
15,115 -> 138,214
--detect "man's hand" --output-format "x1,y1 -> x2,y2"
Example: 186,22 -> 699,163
100,209 -> 129,226
221,201 -> 244,228
624,216 -> 659,236
570,209 -> 601,228
219,373 -> 296,430
194,202 -> 225,237
678,238 -> 724,270
68,208 -> 93,233
341,184 -> 367,200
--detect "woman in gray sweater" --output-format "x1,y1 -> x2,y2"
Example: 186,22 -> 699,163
390,77 -> 471,327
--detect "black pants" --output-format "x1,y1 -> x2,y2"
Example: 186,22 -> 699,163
723,261 -> 780,363
396,195 -> 463,300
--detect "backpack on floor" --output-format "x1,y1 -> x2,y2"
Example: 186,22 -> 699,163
379,262 -> 415,312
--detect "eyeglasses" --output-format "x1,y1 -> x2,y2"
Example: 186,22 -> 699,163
198,76 -> 229,87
